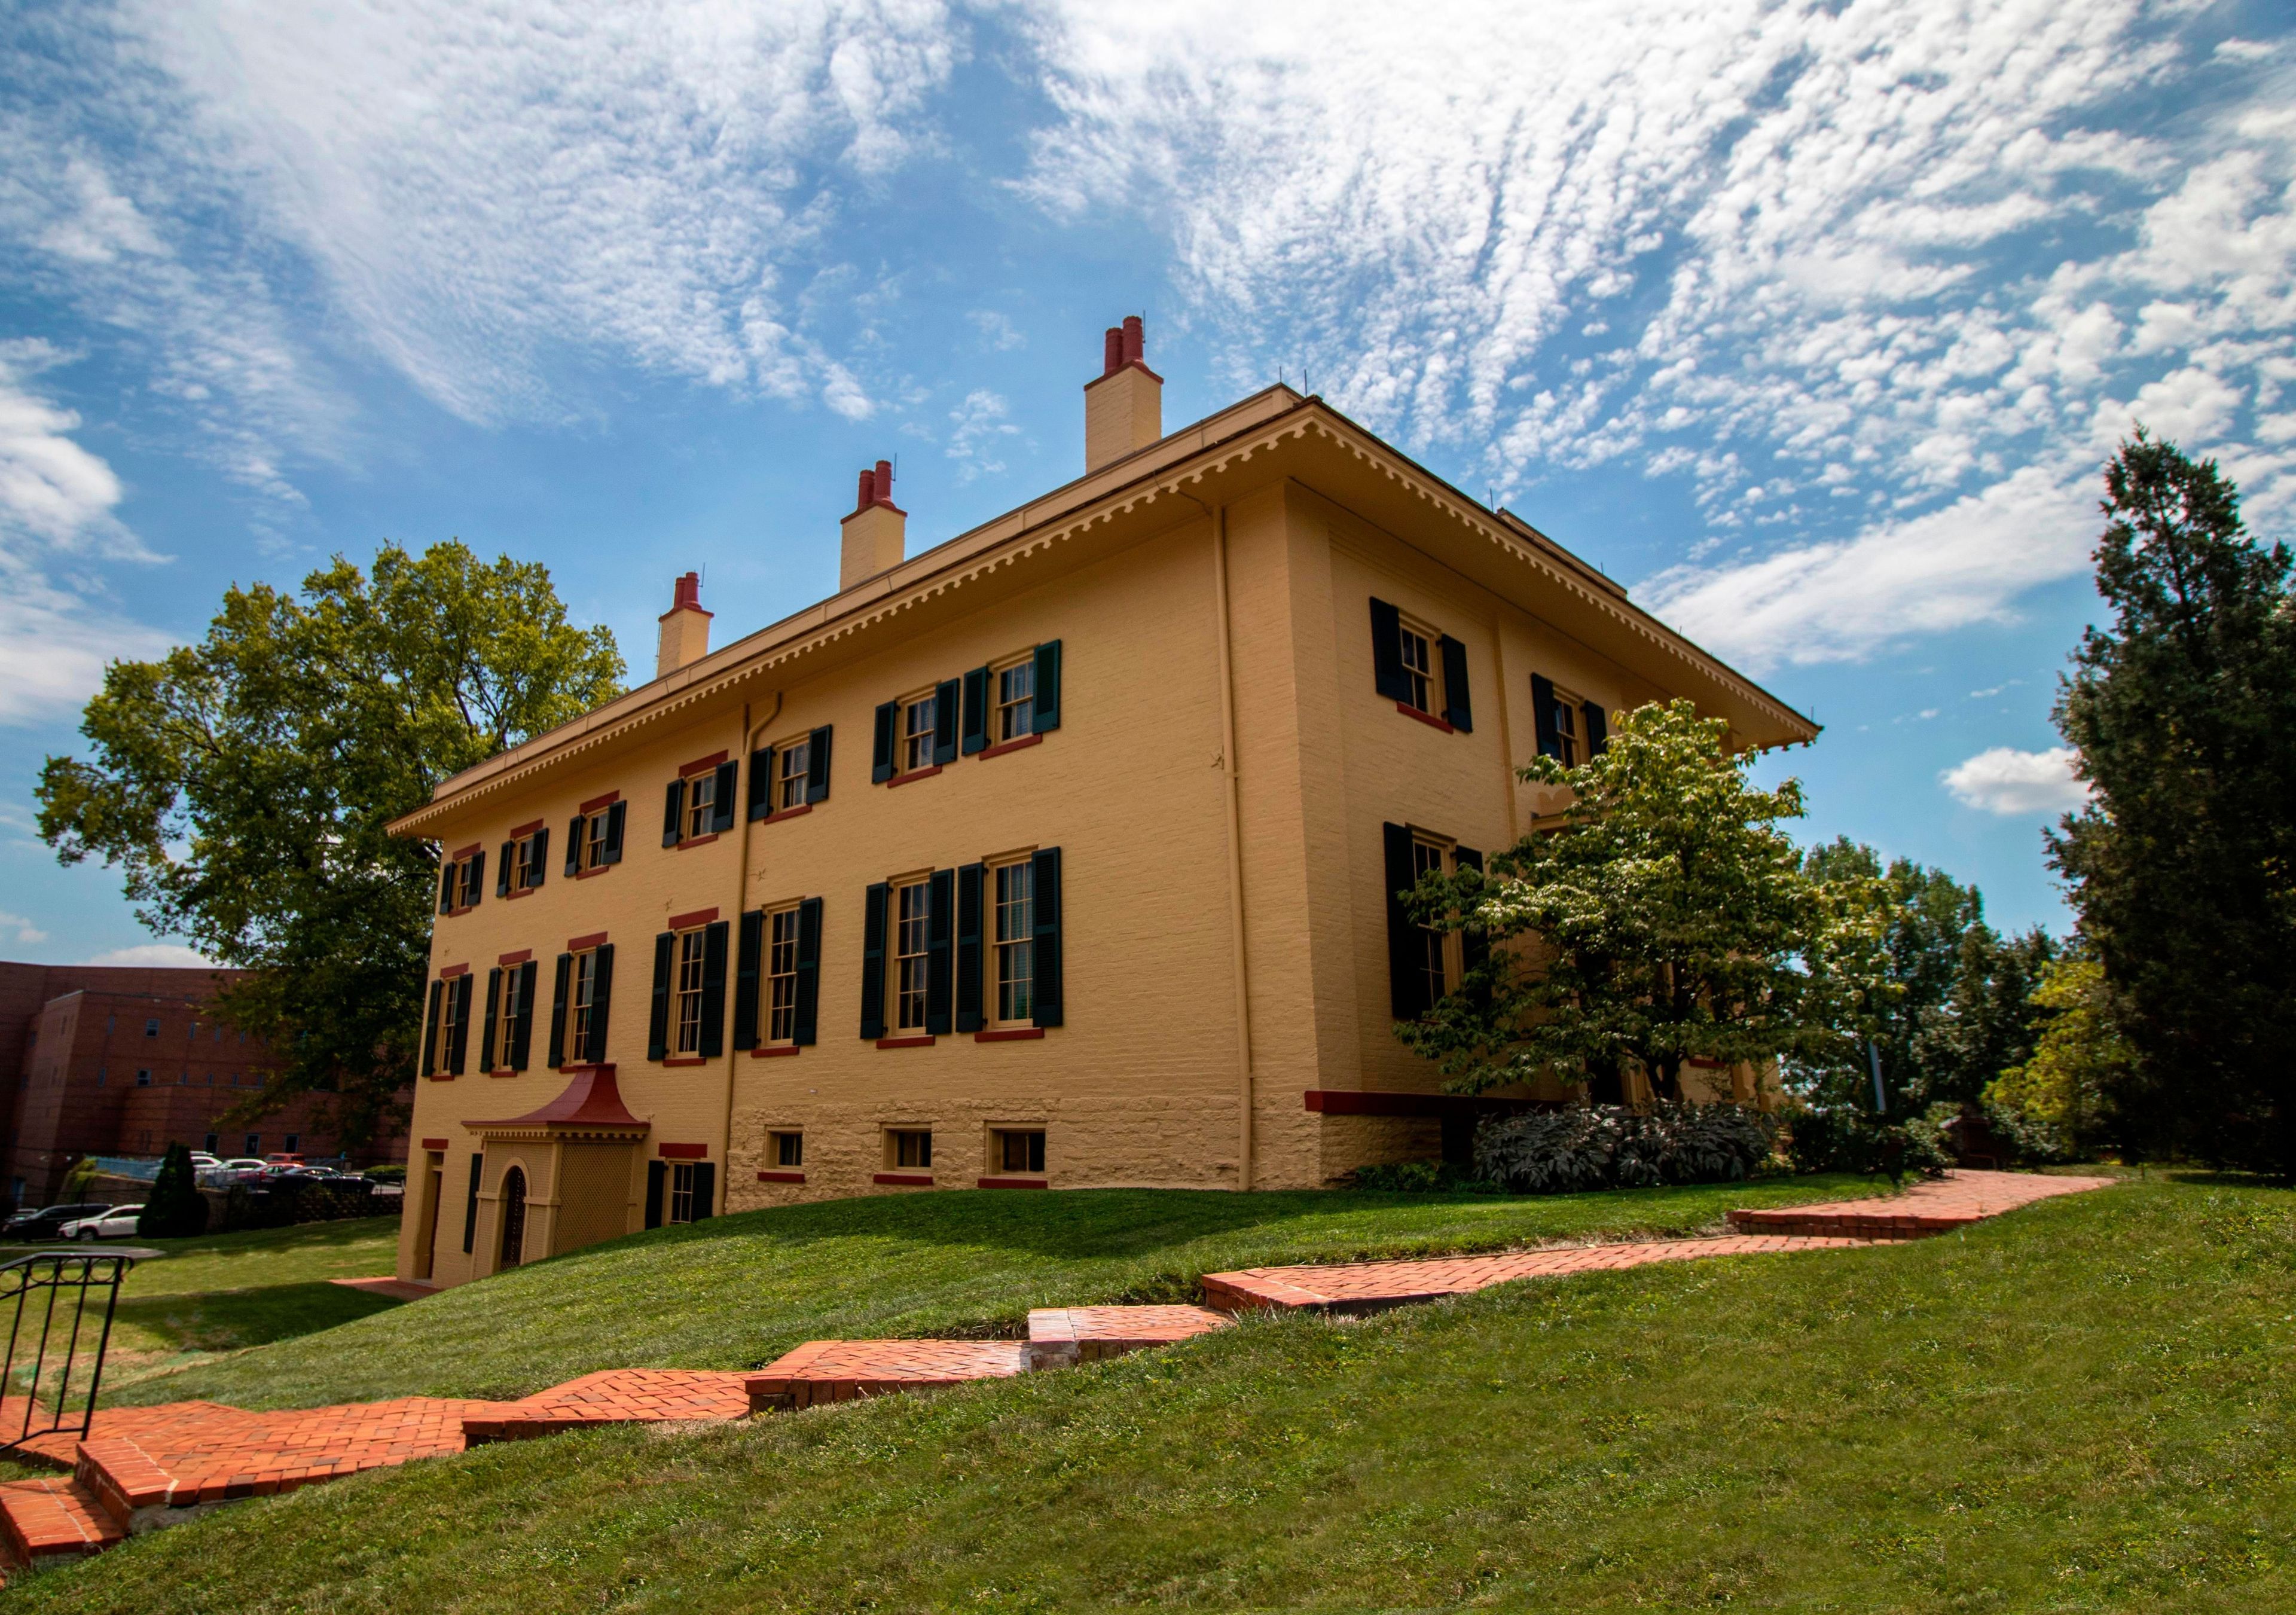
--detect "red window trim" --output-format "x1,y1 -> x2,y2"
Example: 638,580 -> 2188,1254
975,1027 -> 1045,1043
658,1143 -> 709,1159
674,832 -> 720,851
439,963 -> 470,979
977,1176 -> 1048,1190
579,789 -> 620,814
667,906 -> 720,931
425,1072 -> 456,1083
488,1068 -> 517,1079
502,887 -> 533,901
750,1045 -> 800,1059
873,1172 -> 933,1186
875,1035 -> 936,1049
421,1137 -> 449,1151
1396,702 -> 1454,734
756,1170 -> 805,1183
443,903 -> 475,918
678,751 -> 730,779
450,842 -> 483,861
884,765 -> 942,789
567,931 -> 608,952
508,819 -> 545,839
661,1057 -> 707,1068
759,803 -> 813,825
497,950 -> 532,966
575,865 -> 613,881
1686,1056 -> 1729,1070
976,732 -> 1044,761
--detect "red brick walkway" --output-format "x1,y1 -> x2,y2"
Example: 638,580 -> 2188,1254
0,1169 -> 2114,1576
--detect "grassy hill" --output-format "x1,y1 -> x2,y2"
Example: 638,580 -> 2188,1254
8,1174 -> 2292,1611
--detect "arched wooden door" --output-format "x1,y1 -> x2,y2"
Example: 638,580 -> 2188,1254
498,1165 -> 527,1269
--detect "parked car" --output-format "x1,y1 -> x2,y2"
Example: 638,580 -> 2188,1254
62,1206 -> 146,1241
2,1203 -> 112,1241
189,1152 -> 221,1169
219,1158 -> 268,1178
264,1153 -> 306,1167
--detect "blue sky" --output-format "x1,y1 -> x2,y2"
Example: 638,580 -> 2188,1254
2,0 -> 2291,964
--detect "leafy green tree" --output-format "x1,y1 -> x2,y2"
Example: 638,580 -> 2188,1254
2048,432 -> 2296,1173
1798,839 -> 2056,1111
1986,955 -> 2133,1146
1399,699 -> 1891,1101
39,544 -> 623,1148
137,1143 -> 208,1240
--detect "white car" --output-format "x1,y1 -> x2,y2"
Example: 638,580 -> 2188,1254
63,1206 -> 146,1241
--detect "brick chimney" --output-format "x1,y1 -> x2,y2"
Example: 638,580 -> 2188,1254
655,571 -> 712,678
1084,315 -> 1162,473
839,458 -> 906,591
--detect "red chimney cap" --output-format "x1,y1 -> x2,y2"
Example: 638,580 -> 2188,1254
664,571 -> 707,616
1091,316 -> 1162,386
847,459 -> 904,518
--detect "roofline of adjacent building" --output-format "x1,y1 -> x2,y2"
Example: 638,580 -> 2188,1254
389,387 -> 1816,837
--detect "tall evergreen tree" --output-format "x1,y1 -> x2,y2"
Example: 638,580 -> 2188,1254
2049,432 -> 2296,1173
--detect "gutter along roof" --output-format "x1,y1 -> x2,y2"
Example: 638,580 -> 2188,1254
390,387 -> 1816,839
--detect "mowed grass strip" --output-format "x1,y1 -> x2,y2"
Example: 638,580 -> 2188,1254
106,1176 -> 1868,1410
6,1177 -> 2286,1613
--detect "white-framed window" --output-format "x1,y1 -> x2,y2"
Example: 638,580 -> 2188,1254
1550,687 -> 1583,767
993,859 -> 1036,1026
584,812 -> 611,871
894,880 -> 932,1032
571,949 -> 602,1054
510,832 -> 544,893
672,930 -> 707,1055
684,773 -> 719,840
1412,837 -> 1455,1006
994,658 -> 1035,742
428,982 -> 459,1076
887,1129 -> 932,1170
1397,619 -> 1435,714
765,906 -> 801,1044
776,740 -> 811,813
668,1161 -> 698,1223
771,1131 -> 802,1168
993,1128 -> 1045,1175
499,967 -> 527,1067
901,692 -> 937,774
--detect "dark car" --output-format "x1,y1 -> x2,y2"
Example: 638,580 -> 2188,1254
2,1203 -> 114,1240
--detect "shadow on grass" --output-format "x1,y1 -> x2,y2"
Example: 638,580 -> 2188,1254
112,1280 -> 404,1355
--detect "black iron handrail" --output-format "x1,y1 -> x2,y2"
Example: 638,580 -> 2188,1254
0,1246 -> 157,1454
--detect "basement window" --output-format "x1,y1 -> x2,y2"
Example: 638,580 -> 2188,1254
771,1131 -> 802,1168
993,1129 -> 1046,1176
887,1129 -> 932,1170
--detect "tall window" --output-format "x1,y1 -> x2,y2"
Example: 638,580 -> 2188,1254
994,861 -> 1035,1025
511,832 -> 544,893
1412,838 -> 1451,1006
1397,622 -> 1434,713
685,773 -> 718,839
584,812 -> 610,870
499,967 -> 527,1066
777,740 -> 810,812
902,694 -> 937,774
673,930 -> 707,1054
995,660 -> 1035,741
767,907 -> 801,1043
1552,698 -> 1580,766
571,950 -> 601,1052
668,1161 -> 698,1224
428,982 -> 457,1076
894,881 -> 932,1031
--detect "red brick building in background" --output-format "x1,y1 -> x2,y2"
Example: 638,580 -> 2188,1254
1,961 -> 408,1210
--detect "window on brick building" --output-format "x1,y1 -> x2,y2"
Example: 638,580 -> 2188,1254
771,1131 -> 802,1168
144,1019 -> 158,1037
136,1069 -> 151,1086
766,906 -> 801,1044
205,1133 -> 218,1153
894,879 -> 932,1033
668,1161 -> 698,1224
285,1134 -> 298,1153
672,929 -> 707,1055
887,1129 -> 932,1170
991,859 -> 1036,1027
245,1134 -> 259,1155
993,657 -> 1035,742
993,1128 -> 1046,1175
901,692 -> 937,775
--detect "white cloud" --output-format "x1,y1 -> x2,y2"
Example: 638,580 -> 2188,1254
945,388 -> 1019,479
0,912 -> 50,946
83,943 -> 216,969
1942,746 -> 2092,815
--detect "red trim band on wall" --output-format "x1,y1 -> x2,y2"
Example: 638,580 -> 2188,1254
667,907 -> 719,931
976,733 -> 1043,761
678,751 -> 730,777
757,1170 -> 805,1183
498,949 -> 532,966
1302,1089 -> 1540,1119
579,789 -> 620,814
977,1176 -> 1048,1190
567,932 -> 608,952
421,1137 -> 449,1151
658,1143 -> 708,1159
508,819 -> 545,839
750,1045 -> 800,1058
450,842 -> 483,860
874,1172 -> 933,1186
439,964 -> 470,979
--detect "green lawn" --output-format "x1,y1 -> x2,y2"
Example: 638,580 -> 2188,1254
97,1176 -> 1868,1412
5,1174 -> 2288,1611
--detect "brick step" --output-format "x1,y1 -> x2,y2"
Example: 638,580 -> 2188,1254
1026,1305 -> 1232,1369
463,1369 -> 753,1444
746,1340 -> 1030,1412
0,1476 -> 123,1574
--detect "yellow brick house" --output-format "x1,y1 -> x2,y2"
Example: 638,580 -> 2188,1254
389,316 -> 1816,1287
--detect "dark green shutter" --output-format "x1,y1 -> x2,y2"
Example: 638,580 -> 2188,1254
872,701 -> 897,782
1454,846 -> 1489,1004
648,933 -> 674,1060
1031,847 -> 1062,1027
422,980 -> 444,1076
662,780 -> 685,846
645,1160 -> 666,1229
734,909 -> 764,1051
481,968 -> 502,1071
747,747 -> 774,820
603,802 -> 626,863
700,920 -> 729,1058
712,761 -> 738,832
529,827 -> 548,887
932,678 -> 960,765
1439,636 -> 1473,731
496,845 -> 512,897
463,1154 -> 481,1253
860,882 -> 889,1038
438,864 -> 454,915
564,817 -> 582,877
1032,640 -> 1062,732
955,862 -> 985,1033
1531,673 -> 1561,759
926,868 -> 954,1034
448,975 -> 473,1074
1583,701 -> 1608,756
467,850 -> 486,906
961,667 -> 990,753
1369,599 -> 1409,701
806,726 -> 832,802
1384,822 -> 1424,1018
585,944 -> 615,1063
512,961 -> 538,1070
548,954 -> 571,1068
690,1161 -> 716,1222
794,897 -> 823,1045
